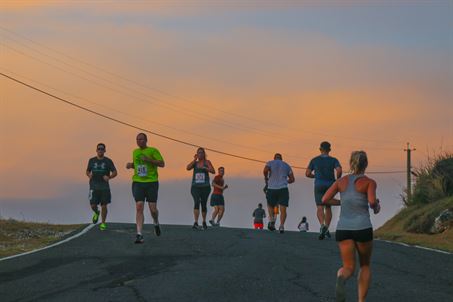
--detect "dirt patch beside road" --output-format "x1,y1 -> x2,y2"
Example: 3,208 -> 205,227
0,219 -> 84,258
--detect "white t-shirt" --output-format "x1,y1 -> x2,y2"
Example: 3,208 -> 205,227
298,222 -> 309,232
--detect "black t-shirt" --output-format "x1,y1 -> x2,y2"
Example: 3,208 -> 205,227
86,157 -> 116,190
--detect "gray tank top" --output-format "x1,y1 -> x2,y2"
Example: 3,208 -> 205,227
336,175 -> 372,230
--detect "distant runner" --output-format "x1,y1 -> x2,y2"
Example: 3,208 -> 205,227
252,203 -> 266,229
263,153 -> 295,233
86,143 -> 117,231
297,216 -> 309,232
187,147 -> 215,230
306,141 -> 342,240
322,150 -> 381,302
209,166 -> 228,227
126,133 -> 165,244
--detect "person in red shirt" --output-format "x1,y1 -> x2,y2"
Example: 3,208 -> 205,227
209,167 -> 228,226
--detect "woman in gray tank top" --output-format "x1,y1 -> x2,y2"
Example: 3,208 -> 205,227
322,151 -> 381,302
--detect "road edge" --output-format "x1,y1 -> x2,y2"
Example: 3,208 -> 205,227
0,224 -> 95,262
376,239 -> 452,255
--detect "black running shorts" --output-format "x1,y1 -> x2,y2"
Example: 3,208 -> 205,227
132,181 -> 159,202
266,188 -> 289,207
335,228 -> 373,242
89,189 -> 111,205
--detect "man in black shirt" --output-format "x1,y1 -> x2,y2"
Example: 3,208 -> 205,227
86,143 -> 117,231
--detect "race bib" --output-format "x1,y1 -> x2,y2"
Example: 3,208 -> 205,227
194,172 -> 205,184
137,164 -> 148,177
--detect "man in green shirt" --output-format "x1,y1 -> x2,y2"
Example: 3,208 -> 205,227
126,133 -> 165,244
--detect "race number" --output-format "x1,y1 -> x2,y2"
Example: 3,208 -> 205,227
137,164 -> 148,177
194,173 -> 205,184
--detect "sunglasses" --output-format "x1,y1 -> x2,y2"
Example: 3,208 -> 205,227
97,148 -> 105,151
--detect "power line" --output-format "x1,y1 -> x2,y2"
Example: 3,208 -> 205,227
1,72 -> 407,174
0,67 -> 312,161
0,31 -> 295,142
2,43 -> 293,143
0,26 -> 405,146
0,72 -> 300,168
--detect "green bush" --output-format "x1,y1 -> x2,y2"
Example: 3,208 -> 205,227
410,153 -> 453,205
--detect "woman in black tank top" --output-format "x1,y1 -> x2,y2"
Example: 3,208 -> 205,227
186,147 -> 215,230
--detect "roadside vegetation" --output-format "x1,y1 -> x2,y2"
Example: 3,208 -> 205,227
375,153 -> 453,252
0,219 -> 84,258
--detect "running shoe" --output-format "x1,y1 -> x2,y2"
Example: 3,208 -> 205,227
202,222 -> 208,230
99,223 -> 107,231
214,222 -> 220,227
318,225 -> 327,240
134,234 -> 144,244
335,276 -> 346,302
326,230 -> 331,239
268,221 -> 276,231
192,222 -> 199,230
92,211 -> 99,224
209,219 -> 215,226
154,224 -> 161,237
279,225 -> 285,234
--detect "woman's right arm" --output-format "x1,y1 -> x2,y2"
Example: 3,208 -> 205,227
322,179 -> 341,206
187,154 -> 197,170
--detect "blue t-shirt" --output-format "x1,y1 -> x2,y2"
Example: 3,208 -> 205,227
308,155 -> 341,186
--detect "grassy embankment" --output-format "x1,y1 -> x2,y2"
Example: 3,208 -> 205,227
375,197 -> 453,252
0,219 -> 84,258
375,153 -> 453,253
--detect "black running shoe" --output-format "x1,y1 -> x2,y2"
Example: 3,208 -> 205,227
209,219 -> 215,226
202,222 -> 208,230
326,230 -> 331,239
192,222 -> 199,230
154,225 -> 161,237
318,225 -> 327,240
268,221 -> 276,231
134,234 -> 144,244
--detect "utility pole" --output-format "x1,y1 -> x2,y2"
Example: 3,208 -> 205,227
404,142 -> 416,202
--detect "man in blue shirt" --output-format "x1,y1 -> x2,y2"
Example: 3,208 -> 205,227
306,142 -> 342,240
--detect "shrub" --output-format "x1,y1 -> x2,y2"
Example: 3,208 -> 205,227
410,153 -> 453,205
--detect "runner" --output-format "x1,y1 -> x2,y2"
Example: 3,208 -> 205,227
86,143 -> 117,231
297,216 -> 309,232
187,147 -> 215,230
252,203 -> 266,229
209,166 -> 228,227
126,133 -> 165,244
322,150 -> 381,302
263,153 -> 295,233
306,141 -> 342,240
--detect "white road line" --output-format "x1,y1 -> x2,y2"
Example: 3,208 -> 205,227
0,224 -> 95,262
377,239 -> 452,255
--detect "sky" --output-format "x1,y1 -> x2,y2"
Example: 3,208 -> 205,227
0,0 -> 452,231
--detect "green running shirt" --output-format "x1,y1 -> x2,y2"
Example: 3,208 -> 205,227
132,147 -> 163,183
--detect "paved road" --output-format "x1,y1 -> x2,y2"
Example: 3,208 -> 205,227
0,224 -> 452,302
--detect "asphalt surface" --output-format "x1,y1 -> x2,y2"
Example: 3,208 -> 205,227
0,223 -> 452,302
